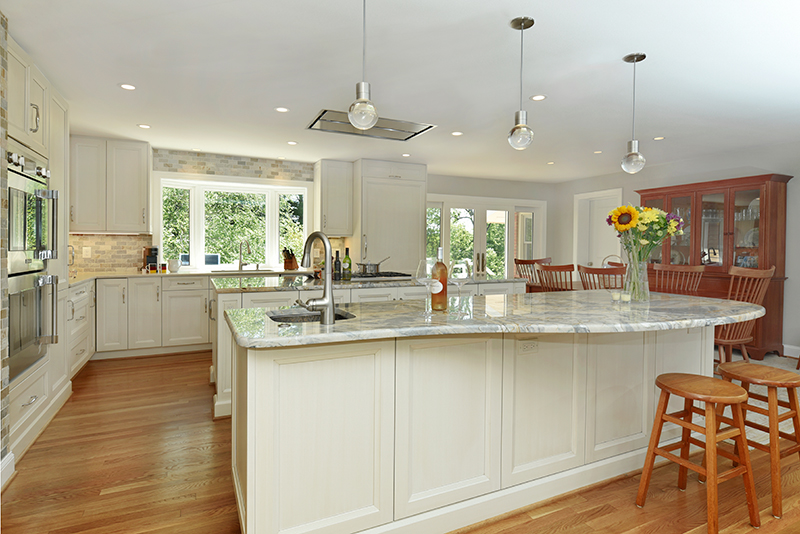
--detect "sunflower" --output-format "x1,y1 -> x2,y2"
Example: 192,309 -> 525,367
610,206 -> 639,232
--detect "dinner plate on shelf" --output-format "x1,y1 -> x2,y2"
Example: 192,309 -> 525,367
744,228 -> 759,247
670,250 -> 686,265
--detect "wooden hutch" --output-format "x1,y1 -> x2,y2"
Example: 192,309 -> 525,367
637,173 -> 791,360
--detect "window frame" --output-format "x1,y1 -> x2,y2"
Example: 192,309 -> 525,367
152,171 -> 312,270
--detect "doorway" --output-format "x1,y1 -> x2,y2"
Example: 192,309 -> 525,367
573,189 -> 623,268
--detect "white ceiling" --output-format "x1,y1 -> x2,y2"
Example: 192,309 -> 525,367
4,0 -> 800,183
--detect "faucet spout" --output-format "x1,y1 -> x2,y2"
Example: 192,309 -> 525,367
239,240 -> 252,271
301,231 -> 335,325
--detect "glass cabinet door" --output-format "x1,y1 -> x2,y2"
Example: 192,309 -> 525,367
732,188 -> 760,269
668,196 -> 692,265
699,191 -> 726,270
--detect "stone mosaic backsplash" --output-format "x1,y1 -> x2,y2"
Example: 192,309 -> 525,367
68,234 -> 154,274
152,148 -> 313,181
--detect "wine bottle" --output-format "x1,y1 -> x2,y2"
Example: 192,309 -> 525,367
431,247 -> 448,311
342,247 -> 352,281
333,250 -> 342,281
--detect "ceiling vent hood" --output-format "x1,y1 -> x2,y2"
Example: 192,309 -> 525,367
307,109 -> 436,141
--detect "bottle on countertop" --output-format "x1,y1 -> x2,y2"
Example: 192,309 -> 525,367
333,250 -> 342,281
342,247 -> 352,281
431,247 -> 448,311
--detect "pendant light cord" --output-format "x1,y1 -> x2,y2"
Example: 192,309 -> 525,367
519,24 -> 524,110
631,59 -> 637,140
361,0 -> 367,82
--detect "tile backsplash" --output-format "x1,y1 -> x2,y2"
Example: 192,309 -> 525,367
152,148 -> 313,181
69,234 -> 154,274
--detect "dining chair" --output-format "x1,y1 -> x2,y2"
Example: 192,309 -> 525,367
535,263 -> 575,292
651,264 -> 705,294
577,265 -> 626,290
514,258 -> 552,293
715,265 -> 775,364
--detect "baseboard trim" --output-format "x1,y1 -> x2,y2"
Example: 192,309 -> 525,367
1,452 -> 16,490
91,343 -> 211,360
784,344 -> 800,358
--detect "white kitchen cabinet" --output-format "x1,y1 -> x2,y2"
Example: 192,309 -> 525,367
352,159 -> 427,275
395,285 -> 428,300
162,289 -> 210,346
478,282 -> 519,296
48,289 -> 71,404
211,292 -> 242,418
241,291 -> 297,309
394,335 -> 503,518
69,136 -> 150,233
96,279 -> 129,352
128,278 -> 162,349
351,287 -> 397,303
313,160 -> 353,236
501,334 -> 587,488
67,282 -> 95,377
9,360 -> 50,461
7,36 -> 49,157
48,88 -> 70,291
585,332 -> 655,463
459,283 -> 480,297
301,288 -> 351,305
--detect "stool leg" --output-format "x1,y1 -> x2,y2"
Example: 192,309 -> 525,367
637,389 -> 670,508
731,403 -> 760,528
788,386 -> 800,463
704,402 -> 719,534
678,397 -> 693,490
767,386 -> 782,518
739,344 -> 751,363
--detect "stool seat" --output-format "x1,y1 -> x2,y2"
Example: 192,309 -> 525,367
656,372 -> 748,404
717,361 -> 800,388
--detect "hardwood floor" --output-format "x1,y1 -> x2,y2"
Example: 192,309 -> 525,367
1,351 -> 240,534
453,449 -> 800,534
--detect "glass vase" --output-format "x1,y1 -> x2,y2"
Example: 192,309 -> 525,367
625,261 -> 650,302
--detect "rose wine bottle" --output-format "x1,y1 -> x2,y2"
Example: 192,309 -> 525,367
431,247 -> 448,311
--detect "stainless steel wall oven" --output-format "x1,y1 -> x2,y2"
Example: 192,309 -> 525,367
7,138 -> 59,382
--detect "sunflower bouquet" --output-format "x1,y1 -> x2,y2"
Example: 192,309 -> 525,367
606,205 -> 685,300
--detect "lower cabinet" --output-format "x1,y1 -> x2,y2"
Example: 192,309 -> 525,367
96,278 -> 128,351
129,278 -> 162,349
242,291 -> 298,309
351,287 -> 397,302
67,282 -> 95,377
162,289 -> 209,346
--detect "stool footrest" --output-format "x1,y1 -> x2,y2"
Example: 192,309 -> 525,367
663,412 -> 705,435
742,419 -> 798,443
654,448 -> 706,477
748,391 -> 792,410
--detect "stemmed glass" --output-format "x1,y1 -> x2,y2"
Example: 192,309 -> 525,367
415,259 -> 435,318
448,261 -> 473,317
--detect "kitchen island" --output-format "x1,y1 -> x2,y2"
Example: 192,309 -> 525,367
225,291 -> 763,534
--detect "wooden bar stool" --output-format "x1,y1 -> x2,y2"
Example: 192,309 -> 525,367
717,361 -> 800,519
637,373 -> 760,534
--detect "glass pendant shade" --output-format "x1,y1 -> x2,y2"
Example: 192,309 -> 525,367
508,110 -> 533,150
348,81 -> 378,130
621,140 -> 646,174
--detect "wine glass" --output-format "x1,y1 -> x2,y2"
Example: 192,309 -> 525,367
415,259 -> 435,318
448,261 -> 473,317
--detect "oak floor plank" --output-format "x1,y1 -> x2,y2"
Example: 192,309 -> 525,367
1,351 -> 240,534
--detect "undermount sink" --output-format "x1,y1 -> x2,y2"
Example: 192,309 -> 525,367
267,308 -> 356,324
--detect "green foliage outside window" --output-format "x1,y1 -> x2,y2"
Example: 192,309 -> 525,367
204,191 -> 267,264
426,207 -> 441,261
162,187 -> 190,262
279,194 -> 304,261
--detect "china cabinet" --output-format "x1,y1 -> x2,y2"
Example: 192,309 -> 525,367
637,173 -> 791,359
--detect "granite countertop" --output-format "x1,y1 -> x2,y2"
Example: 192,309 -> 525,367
210,275 -> 526,293
225,290 -> 765,349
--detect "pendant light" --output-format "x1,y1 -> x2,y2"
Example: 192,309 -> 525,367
621,53 -> 646,174
508,17 -> 534,150
348,0 -> 379,130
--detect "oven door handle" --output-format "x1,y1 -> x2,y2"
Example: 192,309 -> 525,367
35,189 -> 59,260
37,275 -> 58,345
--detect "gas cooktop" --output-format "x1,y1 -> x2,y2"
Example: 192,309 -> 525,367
351,271 -> 412,280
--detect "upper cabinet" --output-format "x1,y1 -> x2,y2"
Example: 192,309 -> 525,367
313,160 -> 353,236
70,136 -> 151,233
8,36 -> 49,158
352,159 -> 427,274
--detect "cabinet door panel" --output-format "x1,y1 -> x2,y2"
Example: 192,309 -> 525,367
319,160 -> 353,236
69,137 -> 106,232
107,140 -> 149,232
163,289 -> 209,346
241,291 -> 298,309
395,335 -> 503,518
27,65 -> 49,156
96,279 -> 128,352
351,287 -> 396,303
7,44 -> 28,145
49,92 -> 70,289
129,278 -> 162,349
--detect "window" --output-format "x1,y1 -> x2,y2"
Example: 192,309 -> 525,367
156,173 -> 310,269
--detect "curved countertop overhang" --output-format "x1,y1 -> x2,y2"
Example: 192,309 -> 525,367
225,291 -> 765,350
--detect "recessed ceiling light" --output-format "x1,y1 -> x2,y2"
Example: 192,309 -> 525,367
119,83 -> 136,91
287,141 -> 297,145
451,131 -> 463,136
191,148 -> 202,152
137,124 -> 151,129
402,153 -> 411,157
547,161 -> 555,165
530,95 -> 547,101
594,150 -> 602,154
275,107 -> 290,113
653,136 -> 665,141
278,157 -> 286,160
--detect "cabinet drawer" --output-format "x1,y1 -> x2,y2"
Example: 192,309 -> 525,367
68,296 -> 91,339
69,284 -> 91,300
69,333 -> 92,378
10,362 -> 49,434
162,276 -> 208,291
